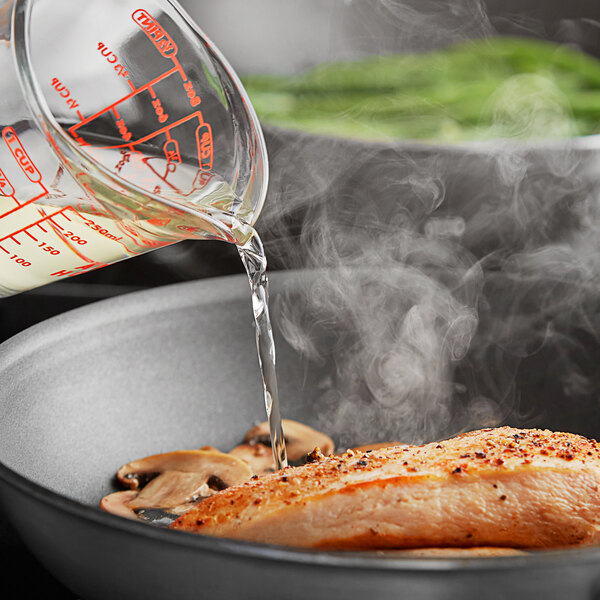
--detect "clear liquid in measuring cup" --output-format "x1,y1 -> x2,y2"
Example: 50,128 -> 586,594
0,148 -> 236,296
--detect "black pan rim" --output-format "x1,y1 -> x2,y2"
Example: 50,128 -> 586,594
2,276 -> 600,573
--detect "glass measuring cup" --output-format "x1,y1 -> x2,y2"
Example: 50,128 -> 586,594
0,0 -> 268,296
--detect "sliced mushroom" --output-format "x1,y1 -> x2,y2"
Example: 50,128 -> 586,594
229,443 -> 275,476
116,449 -> 252,490
100,491 -> 138,520
244,419 -> 335,463
128,471 -> 213,514
102,449 -> 253,521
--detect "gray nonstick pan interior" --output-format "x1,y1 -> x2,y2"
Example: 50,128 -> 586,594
2,271 -> 600,600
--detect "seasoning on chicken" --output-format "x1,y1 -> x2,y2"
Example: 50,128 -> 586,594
171,427 -> 600,550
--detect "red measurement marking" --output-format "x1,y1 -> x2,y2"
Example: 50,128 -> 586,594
191,171 -> 215,193
68,66 -> 180,135
76,110 -> 84,120
0,168 -> 15,196
49,259 -> 87,273
113,107 -> 121,120
148,86 -> 157,99
50,78 -> 80,111
25,231 -> 37,241
163,139 -> 181,164
115,117 -> 132,142
12,237 -> 21,245
50,260 -> 107,278
67,207 -> 133,254
151,97 -> 168,123
132,9 -> 178,57
142,156 -> 179,194
97,43 -> 130,79
72,134 -> 89,147
37,224 -> 47,233
98,42 -> 117,64
2,127 -> 42,183
94,112 -> 205,151
0,207 -> 66,242
127,80 -> 136,91
36,206 -> 91,263
47,217 -> 64,230
196,123 -> 213,171
0,245 -> 8,254
183,79 -> 201,108
0,189 -> 48,219
172,56 -> 186,81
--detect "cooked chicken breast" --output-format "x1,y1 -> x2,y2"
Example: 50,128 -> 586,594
171,427 -> 600,550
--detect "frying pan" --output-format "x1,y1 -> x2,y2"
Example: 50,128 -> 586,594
1,270 -> 600,600
2,0 -> 600,595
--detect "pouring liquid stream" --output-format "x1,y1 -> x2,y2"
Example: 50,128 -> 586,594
238,232 -> 288,471
132,224 -> 288,528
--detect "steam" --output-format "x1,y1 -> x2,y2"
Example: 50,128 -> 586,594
255,2 -> 600,446
340,0 -> 493,54
273,199 -> 485,445
483,74 -> 577,140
